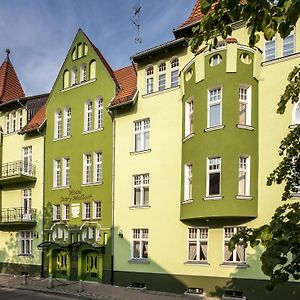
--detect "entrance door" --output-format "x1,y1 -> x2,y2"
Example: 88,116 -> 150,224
56,251 -> 68,278
83,251 -> 99,281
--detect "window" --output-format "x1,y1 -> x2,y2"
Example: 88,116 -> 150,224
238,156 -> 250,196
5,113 -> 10,134
209,54 -> 222,66
82,202 -> 91,220
239,86 -> 251,126
19,231 -> 33,255
207,157 -> 221,196
265,39 -> 276,61
85,101 -> 93,132
11,111 -> 16,132
95,98 -> 103,129
18,109 -> 23,130
62,158 -> 70,187
90,60 -> 96,79
23,146 -> 32,176
22,189 -> 32,216
158,62 -> 166,91
224,227 -> 245,263
132,229 -> 148,259
53,204 -> 61,221
184,163 -> 193,201
134,119 -> 150,152
64,107 -> 71,137
133,174 -> 149,206
292,101 -> 300,125
188,228 -> 208,262
63,70 -> 70,89
55,110 -> 62,139
94,152 -> 102,183
83,154 -> 92,184
80,63 -> 87,82
185,99 -> 194,136
54,159 -> 61,187
88,227 -> 95,239
93,201 -> 101,219
208,88 -> 222,128
146,66 -> 154,94
283,33 -> 295,57
62,204 -> 70,221
170,58 -> 179,87
71,67 -> 77,85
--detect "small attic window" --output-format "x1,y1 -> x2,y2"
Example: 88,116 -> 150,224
90,60 -> 96,79
72,47 -> 77,61
78,43 -> 83,58
185,68 -> 193,82
63,70 -> 70,89
83,43 -> 88,55
240,53 -> 252,64
209,54 -> 222,66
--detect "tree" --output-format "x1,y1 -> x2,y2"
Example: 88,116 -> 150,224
189,0 -> 300,290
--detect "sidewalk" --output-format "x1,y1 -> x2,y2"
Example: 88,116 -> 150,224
0,274 -> 220,300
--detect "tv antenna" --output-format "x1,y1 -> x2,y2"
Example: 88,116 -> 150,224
130,1 -> 142,45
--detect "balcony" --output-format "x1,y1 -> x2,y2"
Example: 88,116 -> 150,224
0,207 -> 37,227
0,160 -> 36,185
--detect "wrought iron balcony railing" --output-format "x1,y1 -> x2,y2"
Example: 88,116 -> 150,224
0,207 -> 37,223
0,160 -> 36,179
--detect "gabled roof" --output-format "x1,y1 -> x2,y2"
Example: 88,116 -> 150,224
0,51 -> 25,103
109,65 -> 137,108
20,104 -> 46,134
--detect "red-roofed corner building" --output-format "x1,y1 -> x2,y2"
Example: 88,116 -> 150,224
0,49 -> 49,275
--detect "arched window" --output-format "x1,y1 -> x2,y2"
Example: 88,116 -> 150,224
55,109 -> 62,139
170,57 -> 179,88
89,60 -> 96,79
78,43 -> 83,58
64,107 -> 71,137
80,64 -> 87,82
292,101 -> 300,125
71,67 -> 77,86
146,66 -> 154,94
63,70 -> 70,89
72,47 -> 77,60
83,43 -> 88,56
158,62 -> 166,91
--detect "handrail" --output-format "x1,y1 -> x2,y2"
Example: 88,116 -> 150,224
0,160 -> 36,178
0,207 -> 37,223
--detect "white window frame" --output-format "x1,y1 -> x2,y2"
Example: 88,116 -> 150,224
158,62 -> 166,91
84,101 -> 93,132
62,157 -> 70,187
80,63 -> 87,82
11,111 -> 16,132
94,152 -> 102,183
238,156 -> 250,196
55,109 -> 62,139
22,189 -> 32,216
146,66 -> 154,94
19,231 -> 33,255
54,159 -> 61,187
187,227 -> 209,262
5,113 -> 10,134
134,119 -> 150,152
170,57 -> 179,88
133,174 -> 149,206
94,98 -> 103,130
132,228 -> 148,259
62,204 -> 70,221
239,85 -> 252,126
283,32 -> 295,57
71,67 -> 77,85
82,202 -> 91,220
22,146 -> 32,176
64,107 -> 71,137
184,163 -> 193,201
206,157 -> 221,196
18,109 -> 23,130
93,201 -> 101,219
52,204 -> 60,221
83,154 -> 92,184
292,101 -> 300,125
223,227 -> 246,264
185,99 -> 194,137
264,38 -> 276,61
207,87 -> 222,128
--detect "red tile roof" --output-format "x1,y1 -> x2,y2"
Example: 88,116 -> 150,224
20,104 -> 46,134
0,56 -> 25,103
110,65 -> 137,108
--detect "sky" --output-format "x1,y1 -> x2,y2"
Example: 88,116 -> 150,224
0,0 -> 196,96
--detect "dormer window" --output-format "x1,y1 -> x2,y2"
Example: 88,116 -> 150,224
80,64 -> 87,82
158,62 -> 166,91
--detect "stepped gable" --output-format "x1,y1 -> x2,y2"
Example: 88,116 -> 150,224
0,49 -> 25,103
109,65 -> 137,108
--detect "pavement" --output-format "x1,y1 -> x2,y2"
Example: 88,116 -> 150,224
0,273 -> 220,300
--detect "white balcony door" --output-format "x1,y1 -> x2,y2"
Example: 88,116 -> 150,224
22,189 -> 32,220
22,146 -> 32,175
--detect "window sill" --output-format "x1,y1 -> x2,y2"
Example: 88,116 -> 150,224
81,182 -> 102,187
236,124 -> 254,131
53,135 -> 71,142
142,85 -> 180,97
235,195 -> 253,200
181,199 -> 193,204
128,259 -> 150,264
204,125 -> 225,132
82,218 -> 91,221
61,219 -> 69,222
203,195 -> 223,200
52,186 -> 70,190
18,254 -> 34,257
3,130 -> 21,137
289,124 -> 300,129
82,127 -> 104,135
129,205 -> 151,209
130,149 -> 151,155
291,193 -> 300,198
61,78 -> 96,92
262,51 -> 300,66
220,262 -> 248,268
184,261 -> 209,266
183,133 -> 195,143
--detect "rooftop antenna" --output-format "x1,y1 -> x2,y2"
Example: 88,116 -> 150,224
130,1 -> 142,47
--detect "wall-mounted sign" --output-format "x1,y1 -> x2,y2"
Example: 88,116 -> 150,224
71,203 -> 80,218
60,188 -> 93,203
